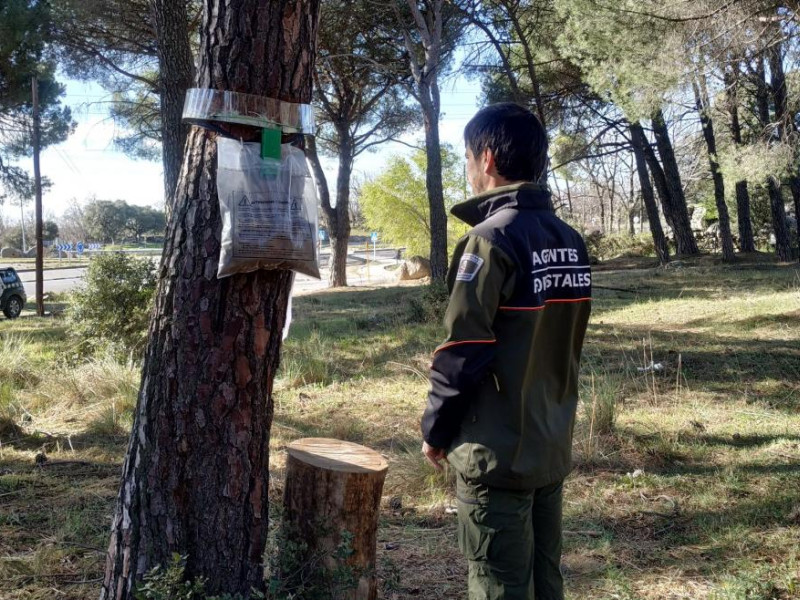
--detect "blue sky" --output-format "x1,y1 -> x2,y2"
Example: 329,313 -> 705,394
2,73 -> 482,223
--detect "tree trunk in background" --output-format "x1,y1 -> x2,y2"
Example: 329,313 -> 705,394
101,0 -> 320,598
768,177 -> 793,260
306,135 -> 336,277
420,79 -> 448,281
629,122 -> 669,265
329,126 -> 354,287
398,0 -> 449,282
151,0 -> 194,213
641,139 -> 675,230
693,77 -> 735,262
734,181 -> 755,251
650,109 -> 699,255
755,55 -> 791,260
565,177 -> 573,216
791,178 -> 800,258
768,39 -> 800,260
725,68 -> 755,252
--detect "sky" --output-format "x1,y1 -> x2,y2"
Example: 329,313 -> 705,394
2,73 -> 482,224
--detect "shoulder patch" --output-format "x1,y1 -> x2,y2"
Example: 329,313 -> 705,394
455,253 -> 485,282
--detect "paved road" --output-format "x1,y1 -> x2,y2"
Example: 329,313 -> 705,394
16,247 -> 402,299
17,267 -> 88,296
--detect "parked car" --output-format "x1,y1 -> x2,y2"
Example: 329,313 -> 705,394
1,267 -> 27,319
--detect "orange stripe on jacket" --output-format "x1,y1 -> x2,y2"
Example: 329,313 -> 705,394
498,297 -> 592,311
434,339 -> 496,354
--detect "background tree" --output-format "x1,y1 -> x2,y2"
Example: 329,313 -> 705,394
101,0 -> 321,597
391,0 -> 464,281
556,0 -> 700,255
57,199 -> 89,241
124,205 -> 167,242
308,0 -> 417,287
360,147 -> 468,257
51,0 -> 195,208
0,0 -> 74,201
0,220 -> 58,249
84,200 -> 130,244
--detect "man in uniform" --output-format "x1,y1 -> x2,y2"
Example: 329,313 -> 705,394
420,103 -> 592,600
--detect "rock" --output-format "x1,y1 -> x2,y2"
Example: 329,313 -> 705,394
24,247 -> 37,258
397,255 -> 431,281
690,206 -> 707,231
0,247 -> 23,258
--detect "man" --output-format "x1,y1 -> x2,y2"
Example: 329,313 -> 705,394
421,103 -> 591,600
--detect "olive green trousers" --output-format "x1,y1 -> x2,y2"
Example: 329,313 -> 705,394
456,472 -> 564,600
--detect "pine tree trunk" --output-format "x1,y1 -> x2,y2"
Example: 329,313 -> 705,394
151,0 -> 194,212
330,129 -> 353,287
735,180 -> 755,252
756,54 -> 792,260
768,177 -> 793,261
767,39 -> 800,261
629,122 -> 669,265
420,81 -> 448,282
650,109 -> 699,255
641,139 -> 675,230
725,68 -> 756,253
101,1 -> 320,598
791,178 -> 800,259
565,177 -> 573,216
693,78 -> 735,262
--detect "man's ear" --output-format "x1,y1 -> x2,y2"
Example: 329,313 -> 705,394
482,148 -> 497,176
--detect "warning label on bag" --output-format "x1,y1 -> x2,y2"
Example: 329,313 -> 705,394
231,190 -> 314,260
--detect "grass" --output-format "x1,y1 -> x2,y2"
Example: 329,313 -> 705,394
0,254 -> 799,599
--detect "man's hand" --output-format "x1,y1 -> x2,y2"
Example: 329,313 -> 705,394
422,441 -> 446,471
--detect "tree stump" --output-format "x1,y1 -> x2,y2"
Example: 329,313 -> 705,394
283,437 -> 388,599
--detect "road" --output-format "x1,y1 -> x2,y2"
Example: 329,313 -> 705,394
16,248 -> 403,298
18,266 -> 88,296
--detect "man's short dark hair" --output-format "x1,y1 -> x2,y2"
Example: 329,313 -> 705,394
464,103 -> 548,182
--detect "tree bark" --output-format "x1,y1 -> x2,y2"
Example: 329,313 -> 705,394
756,54 -> 792,260
282,438 -> 388,600
398,0 -> 449,282
724,68 -> 755,252
693,77 -> 735,262
329,126 -> 354,287
768,176 -> 793,260
629,122 -> 669,265
101,1 -> 320,598
306,135 -> 337,279
641,138 -> 675,230
734,181 -> 755,252
420,80 -> 448,281
151,0 -> 194,212
650,109 -> 699,255
767,39 -> 800,260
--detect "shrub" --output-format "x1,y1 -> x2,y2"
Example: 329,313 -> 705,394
69,252 -> 157,358
407,280 -> 449,323
134,554 -> 264,600
585,231 -> 656,262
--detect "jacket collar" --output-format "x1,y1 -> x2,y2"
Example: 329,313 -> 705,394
450,182 -> 553,226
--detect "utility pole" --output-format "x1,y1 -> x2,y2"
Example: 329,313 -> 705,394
32,76 -> 44,316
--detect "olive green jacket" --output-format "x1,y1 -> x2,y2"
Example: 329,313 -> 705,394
421,183 -> 591,490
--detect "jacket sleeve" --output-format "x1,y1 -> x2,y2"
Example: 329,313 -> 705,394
421,234 -> 516,449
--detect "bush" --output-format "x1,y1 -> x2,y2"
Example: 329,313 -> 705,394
69,252 -> 157,358
134,554 -> 264,600
585,232 -> 656,261
407,280 -> 449,323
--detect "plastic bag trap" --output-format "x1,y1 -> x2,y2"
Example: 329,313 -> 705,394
217,137 -> 320,279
